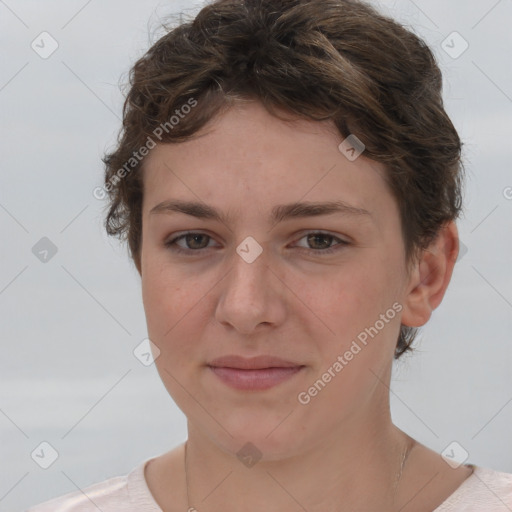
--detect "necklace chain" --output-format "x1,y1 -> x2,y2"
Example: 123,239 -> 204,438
184,439 -> 411,511
185,441 -> 191,511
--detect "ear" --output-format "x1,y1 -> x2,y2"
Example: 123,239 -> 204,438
400,221 -> 460,328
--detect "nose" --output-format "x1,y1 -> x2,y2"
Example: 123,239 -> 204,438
214,243 -> 286,335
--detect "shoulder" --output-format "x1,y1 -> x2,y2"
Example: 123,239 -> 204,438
435,465 -> 512,511
25,457 -> 161,512
25,474 -> 130,512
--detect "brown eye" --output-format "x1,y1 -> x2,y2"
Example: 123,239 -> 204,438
306,233 -> 335,250
294,232 -> 349,255
164,232 -> 215,253
182,233 -> 210,249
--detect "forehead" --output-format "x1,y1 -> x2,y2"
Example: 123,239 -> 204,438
141,101 -> 397,228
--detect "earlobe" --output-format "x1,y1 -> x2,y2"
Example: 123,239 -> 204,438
400,221 -> 459,328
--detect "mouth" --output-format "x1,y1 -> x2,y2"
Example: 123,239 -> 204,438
207,355 -> 305,391
207,354 -> 302,370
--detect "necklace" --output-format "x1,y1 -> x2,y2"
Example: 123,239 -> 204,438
394,440 -> 412,497
184,441 -> 192,511
184,439 -> 412,511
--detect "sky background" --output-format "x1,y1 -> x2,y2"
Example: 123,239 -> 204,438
1,0 -> 511,510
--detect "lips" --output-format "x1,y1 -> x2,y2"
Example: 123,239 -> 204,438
207,354 -> 302,370
207,355 -> 305,391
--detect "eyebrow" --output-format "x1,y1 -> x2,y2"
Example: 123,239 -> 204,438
149,199 -> 372,225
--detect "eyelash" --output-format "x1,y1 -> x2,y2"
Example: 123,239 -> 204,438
164,231 -> 349,256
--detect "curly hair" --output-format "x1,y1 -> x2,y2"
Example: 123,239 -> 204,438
101,0 -> 465,359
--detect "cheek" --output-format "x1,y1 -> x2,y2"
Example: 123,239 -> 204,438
141,262 -> 214,415
305,274 -> 400,413
321,264 -> 381,323
317,258 -> 402,357
141,257 -> 215,362
142,260 -> 189,342
142,246 -> 191,309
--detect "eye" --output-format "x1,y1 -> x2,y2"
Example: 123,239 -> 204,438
164,230 -> 349,256
164,232 -> 216,254
293,231 -> 349,255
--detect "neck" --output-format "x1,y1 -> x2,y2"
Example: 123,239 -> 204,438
183,415 -> 415,512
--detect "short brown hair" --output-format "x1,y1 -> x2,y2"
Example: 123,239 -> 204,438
102,0 -> 465,359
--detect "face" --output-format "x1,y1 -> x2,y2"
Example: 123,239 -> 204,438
140,100 -> 412,459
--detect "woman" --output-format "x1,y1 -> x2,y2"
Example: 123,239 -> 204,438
27,0 -> 512,510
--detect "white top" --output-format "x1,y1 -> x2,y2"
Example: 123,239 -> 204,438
25,458 -> 512,511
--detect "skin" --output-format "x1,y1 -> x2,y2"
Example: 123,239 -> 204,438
137,100 -> 473,512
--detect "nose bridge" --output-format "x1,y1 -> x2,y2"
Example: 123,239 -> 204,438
229,236 -> 269,297
214,236 -> 282,333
